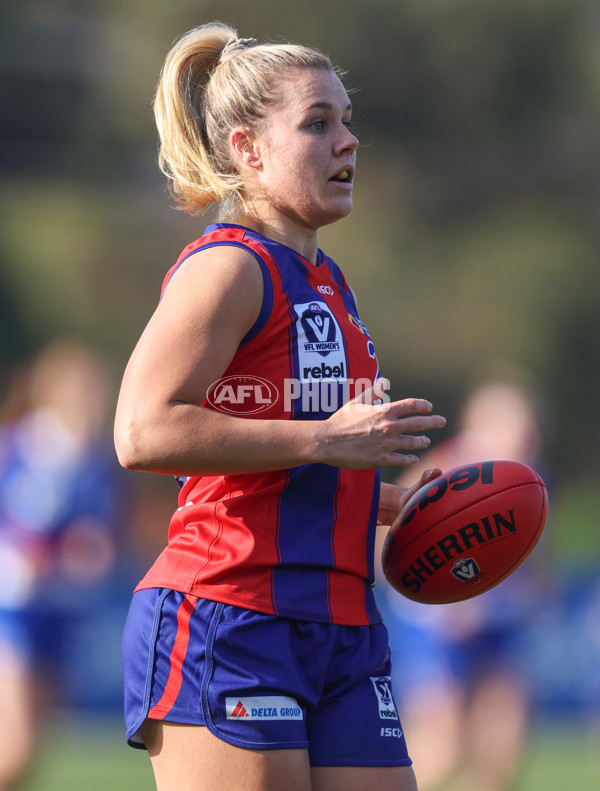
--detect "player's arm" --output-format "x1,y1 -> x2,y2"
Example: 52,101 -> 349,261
114,244 -> 314,475
114,246 -> 445,476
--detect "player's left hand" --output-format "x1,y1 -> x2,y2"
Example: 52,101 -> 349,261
377,470 -> 442,526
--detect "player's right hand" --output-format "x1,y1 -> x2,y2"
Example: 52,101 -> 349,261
316,378 -> 446,469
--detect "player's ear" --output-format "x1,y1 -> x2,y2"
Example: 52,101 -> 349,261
230,127 -> 262,170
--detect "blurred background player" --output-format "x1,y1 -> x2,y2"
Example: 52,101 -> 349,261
0,339 -> 122,788
375,373 -> 552,791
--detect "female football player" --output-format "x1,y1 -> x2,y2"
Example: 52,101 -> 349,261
114,22 -> 445,791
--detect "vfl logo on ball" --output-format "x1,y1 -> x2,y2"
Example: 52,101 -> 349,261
207,375 -> 278,415
451,557 -> 482,584
370,676 -> 398,720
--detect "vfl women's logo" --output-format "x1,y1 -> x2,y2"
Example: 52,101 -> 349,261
293,300 -> 347,383
300,303 -> 339,356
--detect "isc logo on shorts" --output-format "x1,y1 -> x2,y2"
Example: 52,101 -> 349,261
226,696 -> 303,720
370,677 -> 399,720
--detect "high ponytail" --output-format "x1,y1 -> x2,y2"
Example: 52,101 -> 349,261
153,22 -> 337,217
153,23 -> 239,216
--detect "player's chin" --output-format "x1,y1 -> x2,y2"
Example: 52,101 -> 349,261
317,198 -> 354,227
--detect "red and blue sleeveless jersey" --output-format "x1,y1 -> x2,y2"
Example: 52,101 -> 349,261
135,224 -> 382,625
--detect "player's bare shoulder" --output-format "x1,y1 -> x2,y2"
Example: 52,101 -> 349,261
158,243 -> 264,337
162,243 -> 263,306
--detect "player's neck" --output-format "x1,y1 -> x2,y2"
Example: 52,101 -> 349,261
234,209 -> 319,265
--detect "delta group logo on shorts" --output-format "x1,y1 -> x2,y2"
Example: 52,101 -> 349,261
226,695 -> 303,720
370,676 -> 399,720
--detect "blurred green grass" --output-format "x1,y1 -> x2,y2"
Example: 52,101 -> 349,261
516,723 -> 600,790
20,713 -> 600,790
23,713 -> 154,791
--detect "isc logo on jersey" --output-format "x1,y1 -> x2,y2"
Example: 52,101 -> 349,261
370,677 -> 399,720
226,696 -> 303,720
293,301 -> 347,382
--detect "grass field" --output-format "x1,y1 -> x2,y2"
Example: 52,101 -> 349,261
19,712 -> 600,790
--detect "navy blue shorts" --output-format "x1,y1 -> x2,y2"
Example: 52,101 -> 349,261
122,588 -> 411,767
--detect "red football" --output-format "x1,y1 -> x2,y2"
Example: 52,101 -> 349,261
382,460 -> 548,604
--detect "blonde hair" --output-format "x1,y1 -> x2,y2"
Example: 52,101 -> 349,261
153,22 -> 337,217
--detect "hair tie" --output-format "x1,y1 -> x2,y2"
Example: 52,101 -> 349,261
219,37 -> 258,65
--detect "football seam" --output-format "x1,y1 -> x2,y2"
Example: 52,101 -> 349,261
396,480 -> 545,554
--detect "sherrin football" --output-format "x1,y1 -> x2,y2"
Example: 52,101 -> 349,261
382,460 -> 548,604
